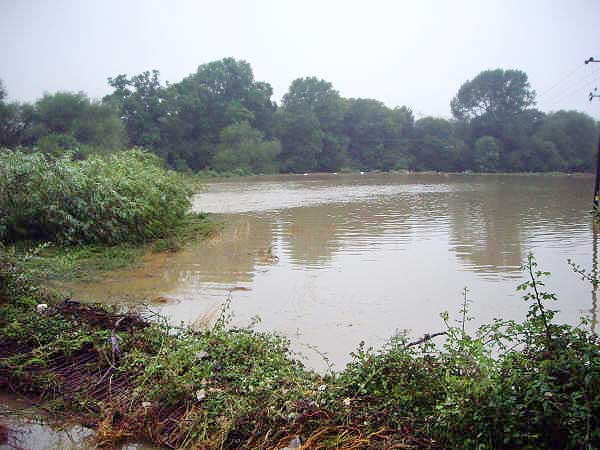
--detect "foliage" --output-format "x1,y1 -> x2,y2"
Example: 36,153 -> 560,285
2,245 -> 600,449
451,69 -> 536,122
344,99 -> 413,171
532,110 -> 597,172
473,135 -> 501,172
211,121 -> 281,174
0,149 -> 191,245
2,63 -> 599,175
412,117 -> 466,172
277,76 -> 348,172
335,254 -> 600,449
104,59 -> 277,171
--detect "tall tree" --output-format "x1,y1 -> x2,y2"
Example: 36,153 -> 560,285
451,69 -> 536,122
105,70 -> 167,150
533,110 -> 597,171
412,117 -> 466,172
278,77 -> 347,172
211,121 -> 281,174
26,91 -> 125,150
344,99 -> 413,170
0,79 -> 27,148
451,69 -> 539,170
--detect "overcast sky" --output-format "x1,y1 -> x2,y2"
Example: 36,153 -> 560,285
1,0 -> 599,119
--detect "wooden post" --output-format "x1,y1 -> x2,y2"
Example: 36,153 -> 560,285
595,130 -> 600,209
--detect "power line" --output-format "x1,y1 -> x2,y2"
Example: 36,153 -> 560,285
538,68 -> 599,108
537,63 -> 586,99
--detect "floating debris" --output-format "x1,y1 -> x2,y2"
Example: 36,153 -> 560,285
283,435 -> 302,449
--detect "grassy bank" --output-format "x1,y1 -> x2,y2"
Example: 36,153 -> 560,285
1,249 -> 600,449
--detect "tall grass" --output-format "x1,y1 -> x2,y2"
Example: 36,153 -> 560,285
0,149 -> 191,245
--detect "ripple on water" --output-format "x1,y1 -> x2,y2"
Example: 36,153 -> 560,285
64,173 -> 598,371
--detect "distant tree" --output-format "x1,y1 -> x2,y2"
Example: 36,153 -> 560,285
473,136 -> 501,172
193,58 -> 275,133
36,133 -> 81,158
0,80 -> 27,148
343,99 -> 413,170
528,137 -> 566,172
27,91 -> 125,150
451,69 -> 536,122
211,121 -> 281,174
105,70 -> 167,150
106,59 -> 277,170
412,117 -> 466,172
278,77 -> 347,172
451,69 -> 540,170
276,108 -> 323,172
533,110 -> 597,171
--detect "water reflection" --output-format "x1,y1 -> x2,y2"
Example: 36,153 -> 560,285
62,173 -> 598,370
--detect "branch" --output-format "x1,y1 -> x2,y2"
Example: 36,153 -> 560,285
404,331 -> 447,349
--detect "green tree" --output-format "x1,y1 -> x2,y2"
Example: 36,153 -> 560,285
278,77 -> 347,172
275,108 -> 323,172
0,80 -> 27,148
473,136 -> 501,172
105,70 -> 167,150
25,91 -> 125,151
167,58 -> 276,169
106,59 -> 278,170
211,121 -> 281,174
451,69 -> 536,122
451,69 -> 541,171
36,133 -> 81,158
533,110 -> 597,171
344,99 -> 413,170
412,117 -> 466,171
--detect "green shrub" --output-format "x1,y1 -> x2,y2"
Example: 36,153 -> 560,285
0,149 -> 191,244
335,255 -> 600,449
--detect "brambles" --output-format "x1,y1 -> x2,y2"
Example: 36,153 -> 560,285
1,251 -> 599,448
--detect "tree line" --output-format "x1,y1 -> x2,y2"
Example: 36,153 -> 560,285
1,58 -> 597,173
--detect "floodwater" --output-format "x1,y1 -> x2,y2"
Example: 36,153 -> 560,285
60,173 -> 599,371
0,393 -> 154,450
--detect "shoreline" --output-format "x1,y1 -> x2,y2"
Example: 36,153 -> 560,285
1,253 -> 599,448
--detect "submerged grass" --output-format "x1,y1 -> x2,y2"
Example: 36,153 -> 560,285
13,212 -> 219,284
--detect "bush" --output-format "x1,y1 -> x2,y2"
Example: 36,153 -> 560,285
211,121 -> 281,174
335,255 -> 600,449
1,250 -> 599,448
0,149 -> 191,244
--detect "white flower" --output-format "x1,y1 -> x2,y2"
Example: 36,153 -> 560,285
318,384 -> 327,392
343,397 -> 351,407
142,401 -> 152,408
36,304 -> 48,314
196,389 -> 206,402
195,350 -> 209,360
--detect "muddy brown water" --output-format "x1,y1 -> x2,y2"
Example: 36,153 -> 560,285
58,173 -> 598,372
0,393 -> 155,450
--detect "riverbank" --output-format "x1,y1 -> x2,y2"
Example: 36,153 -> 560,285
16,211 -> 219,285
1,248 -> 599,448
192,168 -> 594,181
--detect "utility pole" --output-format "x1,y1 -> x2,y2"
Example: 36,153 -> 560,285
585,57 -> 600,208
